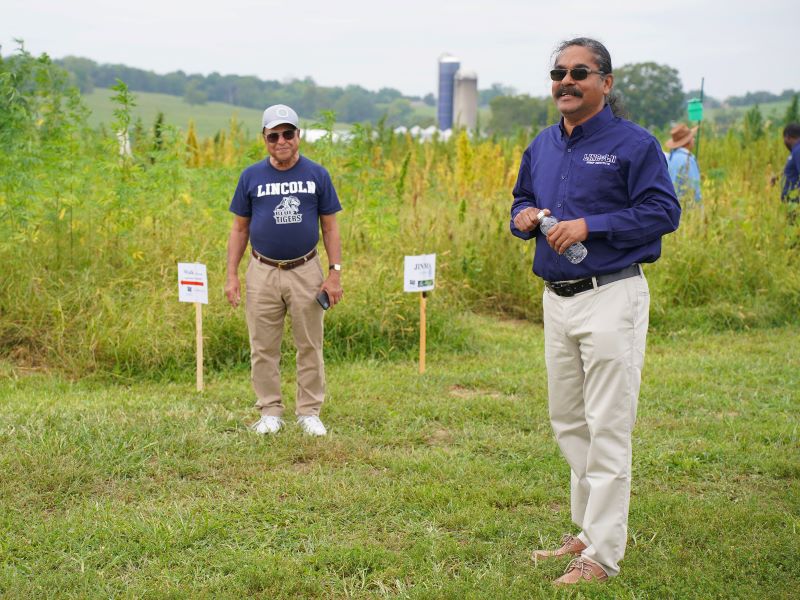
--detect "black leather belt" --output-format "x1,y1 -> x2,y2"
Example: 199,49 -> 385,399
545,264 -> 641,297
251,248 -> 317,270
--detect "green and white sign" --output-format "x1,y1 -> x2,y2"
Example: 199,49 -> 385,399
687,98 -> 704,122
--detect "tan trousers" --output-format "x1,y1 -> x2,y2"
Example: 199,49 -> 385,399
542,271 -> 649,577
245,255 -> 325,417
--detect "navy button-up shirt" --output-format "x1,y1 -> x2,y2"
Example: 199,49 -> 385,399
510,105 -> 681,282
781,140 -> 800,201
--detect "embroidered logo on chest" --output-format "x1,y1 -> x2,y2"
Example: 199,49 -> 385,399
583,153 -> 617,166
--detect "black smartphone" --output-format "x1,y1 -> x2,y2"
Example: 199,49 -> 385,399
316,290 -> 330,310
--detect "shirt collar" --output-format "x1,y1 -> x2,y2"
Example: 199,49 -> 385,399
559,104 -> 614,140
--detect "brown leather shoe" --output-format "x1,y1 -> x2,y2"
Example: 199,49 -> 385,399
553,557 -> 609,585
531,534 -> 587,561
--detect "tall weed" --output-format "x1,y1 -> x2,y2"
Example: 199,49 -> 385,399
1,59 -> 797,376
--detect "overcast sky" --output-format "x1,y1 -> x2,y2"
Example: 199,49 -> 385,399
3,0 -> 797,101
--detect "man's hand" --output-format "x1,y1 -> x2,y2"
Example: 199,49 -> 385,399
546,218 -> 588,254
320,272 -> 343,308
513,207 -> 548,232
225,275 -> 241,308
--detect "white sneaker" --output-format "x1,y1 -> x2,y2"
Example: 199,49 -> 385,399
252,415 -> 284,434
297,415 -> 327,436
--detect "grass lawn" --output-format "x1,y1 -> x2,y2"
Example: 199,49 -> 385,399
0,314 -> 797,598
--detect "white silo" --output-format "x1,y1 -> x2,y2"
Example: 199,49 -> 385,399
453,69 -> 478,131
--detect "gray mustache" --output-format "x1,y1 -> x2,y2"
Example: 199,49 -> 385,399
557,86 -> 583,97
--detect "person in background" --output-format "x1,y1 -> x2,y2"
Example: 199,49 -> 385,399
509,37 -> 681,585
665,123 -> 702,205
781,123 -> 800,202
225,104 -> 343,437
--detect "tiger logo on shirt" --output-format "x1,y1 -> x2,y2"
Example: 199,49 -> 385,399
274,196 -> 302,224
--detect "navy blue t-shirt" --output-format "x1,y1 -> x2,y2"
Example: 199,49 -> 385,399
229,156 -> 342,260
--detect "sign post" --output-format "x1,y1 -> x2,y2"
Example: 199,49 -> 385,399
687,77 -> 705,159
404,254 -> 436,374
178,263 -> 209,391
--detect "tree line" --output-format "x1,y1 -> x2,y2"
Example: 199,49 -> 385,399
16,51 -> 800,133
56,55 -> 424,124
488,61 -> 799,134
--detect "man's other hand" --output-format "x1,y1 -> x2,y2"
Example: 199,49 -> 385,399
546,218 -> 588,254
514,207 -> 548,232
320,273 -> 343,308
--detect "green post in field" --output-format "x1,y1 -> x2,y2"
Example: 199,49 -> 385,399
687,77 -> 705,160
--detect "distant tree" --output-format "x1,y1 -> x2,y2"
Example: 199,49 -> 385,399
422,93 -> 435,107
382,98 -> 413,126
727,90 -> 785,107
784,94 -> 799,126
375,87 -> 403,104
334,85 -> 378,123
686,90 -> 721,109
58,56 -> 96,93
479,83 -> 516,107
613,62 -> 684,129
488,95 -> 548,134
184,80 -> 208,105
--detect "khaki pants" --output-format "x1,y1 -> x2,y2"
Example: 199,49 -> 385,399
542,271 -> 649,576
245,255 -> 325,417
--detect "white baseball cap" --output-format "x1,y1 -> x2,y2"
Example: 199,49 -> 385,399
261,104 -> 299,129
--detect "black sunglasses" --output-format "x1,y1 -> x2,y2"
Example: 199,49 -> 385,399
264,129 -> 297,143
550,68 -> 605,82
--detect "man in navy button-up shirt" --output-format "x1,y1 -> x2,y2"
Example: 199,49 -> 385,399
511,38 -> 680,585
781,123 -> 800,202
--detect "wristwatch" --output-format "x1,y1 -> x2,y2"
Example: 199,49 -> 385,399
329,264 -> 342,271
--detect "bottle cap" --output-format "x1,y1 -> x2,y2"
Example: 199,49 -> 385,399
536,210 -> 546,221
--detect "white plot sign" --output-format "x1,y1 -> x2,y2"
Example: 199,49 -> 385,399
178,263 -> 208,304
404,254 -> 436,292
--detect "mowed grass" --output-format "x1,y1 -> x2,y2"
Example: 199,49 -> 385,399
0,313 -> 798,599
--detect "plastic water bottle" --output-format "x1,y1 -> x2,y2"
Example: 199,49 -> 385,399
537,210 -> 588,264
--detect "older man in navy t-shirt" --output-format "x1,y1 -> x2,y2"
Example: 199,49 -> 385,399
226,104 -> 342,437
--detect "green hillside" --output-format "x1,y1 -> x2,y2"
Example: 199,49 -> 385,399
706,99 -> 791,126
82,87 -> 788,140
82,89 -> 268,138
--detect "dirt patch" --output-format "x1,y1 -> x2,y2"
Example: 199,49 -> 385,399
448,385 -> 503,399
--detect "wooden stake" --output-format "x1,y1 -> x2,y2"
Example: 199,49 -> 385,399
419,291 -> 427,374
195,302 -> 204,391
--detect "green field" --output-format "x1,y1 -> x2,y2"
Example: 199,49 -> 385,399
83,88 -> 269,138
706,99 -> 791,125
3,52 -> 800,598
82,85 -> 787,142
1,316 -> 797,598
82,88 -> 495,138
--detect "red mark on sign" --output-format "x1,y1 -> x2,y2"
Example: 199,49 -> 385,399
180,280 -> 204,286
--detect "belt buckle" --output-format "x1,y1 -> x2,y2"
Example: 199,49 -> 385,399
277,259 -> 289,269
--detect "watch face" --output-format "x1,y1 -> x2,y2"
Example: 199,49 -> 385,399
330,264 -> 341,271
